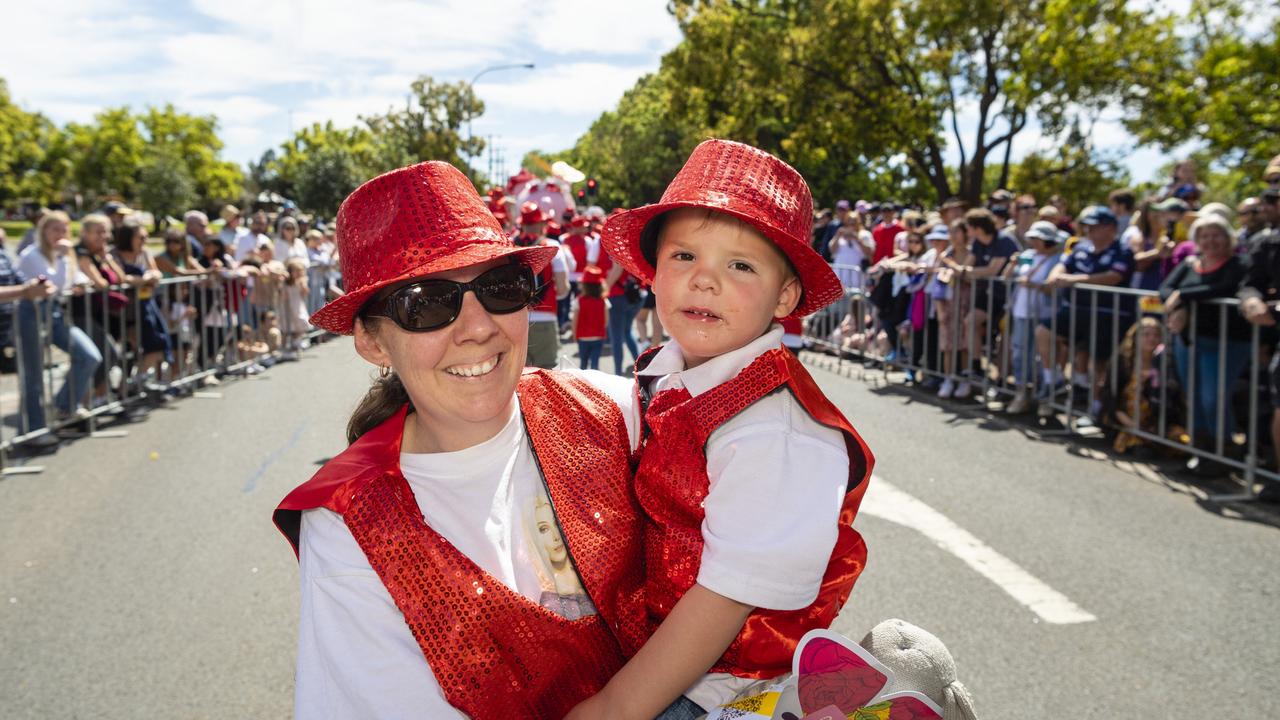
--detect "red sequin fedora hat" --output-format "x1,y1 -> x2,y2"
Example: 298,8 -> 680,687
309,161 -> 558,335
600,138 -> 841,319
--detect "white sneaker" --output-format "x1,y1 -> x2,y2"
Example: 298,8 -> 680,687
954,381 -> 972,399
937,378 -> 955,399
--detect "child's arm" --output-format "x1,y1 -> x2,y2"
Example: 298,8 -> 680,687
566,584 -> 753,720
570,302 -> 579,335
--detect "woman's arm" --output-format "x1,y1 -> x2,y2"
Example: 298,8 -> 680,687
566,585 -> 753,720
77,253 -> 109,289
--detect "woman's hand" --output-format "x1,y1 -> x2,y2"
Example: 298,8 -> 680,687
22,278 -> 56,300
1162,290 -> 1181,314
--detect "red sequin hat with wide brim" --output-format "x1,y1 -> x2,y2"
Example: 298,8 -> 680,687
600,138 -> 841,319
309,161 -> 558,335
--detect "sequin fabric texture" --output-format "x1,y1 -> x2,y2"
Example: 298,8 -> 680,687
629,347 -> 874,679
600,138 -> 843,320
339,371 -> 644,719
309,160 -> 556,334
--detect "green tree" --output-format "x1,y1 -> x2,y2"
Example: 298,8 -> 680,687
361,76 -> 485,184
64,107 -> 146,204
1124,0 -> 1280,184
0,79 -> 70,206
573,0 -> 1173,206
268,121 -> 378,214
140,105 -> 243,208
138,144 -> 197,222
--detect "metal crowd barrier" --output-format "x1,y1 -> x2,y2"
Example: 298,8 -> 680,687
0,265 -> 339,473
804,263 -> 1276,499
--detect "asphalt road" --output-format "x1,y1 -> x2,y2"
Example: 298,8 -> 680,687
1,338 -> 1275,718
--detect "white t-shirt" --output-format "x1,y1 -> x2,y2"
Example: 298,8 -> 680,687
275,237 -> 311,267
17,246 -> 75,292
635,325 -> 850,710
830,230 -> 869,291
234,231 -> 268,263
294,369 -> 639,720
1010,249 -> 1061,319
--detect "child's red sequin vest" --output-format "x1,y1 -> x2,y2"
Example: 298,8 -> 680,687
274,370 -> 645,720
625,346 -> 873,679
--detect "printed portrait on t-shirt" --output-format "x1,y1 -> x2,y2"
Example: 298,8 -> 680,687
524,488 -> 597,620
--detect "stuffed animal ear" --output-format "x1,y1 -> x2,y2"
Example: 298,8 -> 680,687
794,630 -> 890,714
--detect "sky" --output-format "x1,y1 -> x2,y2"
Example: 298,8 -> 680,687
3,0 -> 1174,197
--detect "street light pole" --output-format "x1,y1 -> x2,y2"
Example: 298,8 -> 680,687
467,62 -> 535,181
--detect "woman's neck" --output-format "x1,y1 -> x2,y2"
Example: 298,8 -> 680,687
402,399 -> 517,454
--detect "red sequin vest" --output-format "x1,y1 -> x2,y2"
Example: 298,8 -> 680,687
625,346 -> 873,679
274,370 -> 645,719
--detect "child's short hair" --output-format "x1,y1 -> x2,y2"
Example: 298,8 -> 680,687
581,282 -> 604,298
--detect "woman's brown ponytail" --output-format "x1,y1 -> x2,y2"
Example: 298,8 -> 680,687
346,371 -> 411,445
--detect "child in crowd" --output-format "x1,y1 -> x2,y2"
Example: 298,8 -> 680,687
1004,221 -> 1064,414
572,265 -> 608,370
1105,316 -> 1187,454
282,257 -> 311,355
575,139 -> 874,719
258,310 -> 283,355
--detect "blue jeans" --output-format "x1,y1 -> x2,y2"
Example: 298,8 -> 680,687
655,696 -> 706,720
17,300 -> 102,432
1011,315 -> 1040,386
577,339 -> 603,370
1172,335 -> 1252,438
608,297 -> 641,375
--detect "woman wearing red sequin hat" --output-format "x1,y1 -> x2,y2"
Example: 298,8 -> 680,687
273,161 -> 648,720
570,139 -> 872,719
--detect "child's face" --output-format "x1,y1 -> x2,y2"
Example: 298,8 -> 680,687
652,210 -> 800,368
1139,324 -> 1160,353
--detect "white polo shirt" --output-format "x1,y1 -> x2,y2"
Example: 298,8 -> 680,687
635,324 -> 850,710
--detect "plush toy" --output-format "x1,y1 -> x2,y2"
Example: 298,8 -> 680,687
701,621 -> 977,720
858,619 -> 978,720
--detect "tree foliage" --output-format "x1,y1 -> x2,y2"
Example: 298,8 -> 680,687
0,79 -> 70,206
138,143 -> 197,222
1124,0 -> 1280,185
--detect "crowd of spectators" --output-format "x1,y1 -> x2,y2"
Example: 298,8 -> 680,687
0,201 -> 341,453
810,156 -> 1280,484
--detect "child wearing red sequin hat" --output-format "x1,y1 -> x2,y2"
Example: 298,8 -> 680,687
571,140 -> 875,719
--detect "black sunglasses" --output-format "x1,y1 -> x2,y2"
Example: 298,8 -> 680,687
362,263 -> 542,332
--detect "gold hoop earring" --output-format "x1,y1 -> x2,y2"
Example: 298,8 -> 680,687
378,365 -> 391,379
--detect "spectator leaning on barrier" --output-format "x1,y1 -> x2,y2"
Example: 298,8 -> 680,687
74,214 -> 133,413
102,201 -> 134,230
1035,205 -> 1135,418
1238,186 -> 1280,487
817,199 -> 851,262
1159,213 -> 1252,470
871,202 -> 904,263
1005,221 -> 1064,414
16,210 -> 103,442
184,210 -> 209,259
954,208 -> 1018,385
1124,199 -> 1171,293
111,222 -> 171,395
1013,194 -> 1038,245
274,216 -> 310,266
155,227 -> 206,278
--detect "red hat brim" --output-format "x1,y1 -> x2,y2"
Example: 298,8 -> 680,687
309,234 -> 557,335
600,201 -> 842,319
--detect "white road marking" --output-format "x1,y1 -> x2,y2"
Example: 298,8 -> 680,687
860,476 -> 1097,625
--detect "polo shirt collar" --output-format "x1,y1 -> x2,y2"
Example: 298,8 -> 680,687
636,324 -> 785,398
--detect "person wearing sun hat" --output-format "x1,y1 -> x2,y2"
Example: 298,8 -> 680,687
273,161 -> 651,720
568,139 -> 873,720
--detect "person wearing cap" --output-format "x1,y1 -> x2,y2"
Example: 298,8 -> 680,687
515,201 -> 570,367
102,201 -> 134,229
1034,205 -> 1135,418
1003,221 -> 1064,414
1150,197 -> 1195,271
1237,197 -> 1268,253
577,139 -> 873,719
273,162 -> 649,719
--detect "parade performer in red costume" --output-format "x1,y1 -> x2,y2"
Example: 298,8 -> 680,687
571,139 -> 875,719
273,161 -> 647,720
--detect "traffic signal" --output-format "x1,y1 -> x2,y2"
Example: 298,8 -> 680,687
586,177 -> 598,197
577,189 -> 587,202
